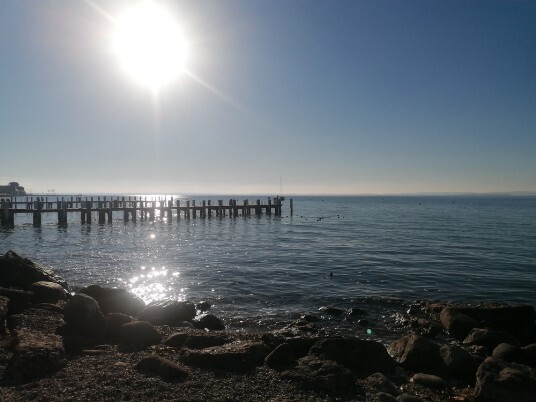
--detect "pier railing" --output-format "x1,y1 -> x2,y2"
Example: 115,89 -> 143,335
0,196 -> 293,228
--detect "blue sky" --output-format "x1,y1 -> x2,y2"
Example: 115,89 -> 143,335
1,0 -> 535,195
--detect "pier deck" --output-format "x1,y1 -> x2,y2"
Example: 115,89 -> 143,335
0,196 -> 293,227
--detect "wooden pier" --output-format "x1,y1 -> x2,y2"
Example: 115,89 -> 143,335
0,196 -> 293,228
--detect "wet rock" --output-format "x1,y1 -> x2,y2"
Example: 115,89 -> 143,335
474,357 -> 536,402
347,307 -> 368,317
106,313 -> 133,338
464,327 -> 519,350
135,355 -> 189,381
282,355 -> 363,396
138,300 -> 196,325
411,373 -> 449,389
309,337 -> 395,378
63,293 -> 107,338
80,285 -> 145,316
389,334 -> 445,375
440,344 -> 479,381
29,281 -> 68,304
319,306 -> 345,316
183,333 -> 230,349
492,343 -> 536,368
0,250 -> 68,290
119,321 -> 161,347
5,331 -> 66,384
300,313 -> 321,322
440,307 -> 478,340
191,313 -> 225,330
363,372 -> 401,396
180,341 -> 270,372
0,287 -> 33,314
195,301 -> 211,312
265,343 -> 294,368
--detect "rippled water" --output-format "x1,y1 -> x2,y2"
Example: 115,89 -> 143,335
1,195 -> 535,328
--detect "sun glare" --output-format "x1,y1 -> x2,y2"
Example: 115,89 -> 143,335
113,2 -> 189,91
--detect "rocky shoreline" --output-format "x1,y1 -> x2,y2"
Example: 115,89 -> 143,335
1,250 -> 535,401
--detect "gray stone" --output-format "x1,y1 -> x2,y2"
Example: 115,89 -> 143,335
183,333 -> 229,349
180,341 -> 270,372
282,355 -> 363,396
5,331 -> 66,384
440,307 -> 478,340
119,321 -> 161,346
474,357 -> 536,402
106,313 -> 133,338
0,287 -> 33,314
191,313 -> 225,330
29,281 -> 68,304
265,343 -> 295,368
364,372 -> 401,396
135,355 -> 188,381
80,285 -> 145,316
440,344 -> 479,381
464,327 -> 519,349
492,343 -> 523,363
164,332 -> 189,347
0,250 -> 68,290
138,300 -> 196,325
389,334 -> 445,375
63,293 -> 107,338
309,337 -> 395,378
411,373 -> 449,389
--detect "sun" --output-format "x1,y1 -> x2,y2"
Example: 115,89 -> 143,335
113,2 -> 189,91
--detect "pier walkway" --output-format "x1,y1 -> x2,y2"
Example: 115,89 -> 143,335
0,196 -> 293,228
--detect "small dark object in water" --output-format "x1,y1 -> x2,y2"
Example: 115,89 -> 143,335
329,272 -> 333,278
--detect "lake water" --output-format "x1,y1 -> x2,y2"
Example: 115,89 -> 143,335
1,195 -> 535,330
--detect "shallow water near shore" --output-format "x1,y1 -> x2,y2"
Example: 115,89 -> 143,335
1,195 -> 535,330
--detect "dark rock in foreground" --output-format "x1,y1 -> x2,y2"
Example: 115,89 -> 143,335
0,250 -> 68,290
135,355 -> 189,381
80,285 -> 145,316
119,321 -> 162,347
138,300 -> 196,325
63,293 -> 107,338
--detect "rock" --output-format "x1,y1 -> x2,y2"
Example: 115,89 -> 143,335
29,281 -> 68,304
135,355 -> 188,381
440,307 -> 478,340
80,285 -> 145,316
309,337 -> 395,378
347,307 -> 368,317
8,307 -> 64,335
474,357 -> 536,402
164,332 -> 189,348
0,287 -> 33,314
282,355 -> 363,396
5,331 -> 66,384
119,321 -> 161,346
492,343 -> 523,362
191,313 -> 225,330
464,327 -> 519,350
440,344 -> 479,381
363,372 -> 401,396
195,301 -> 211,311
375,392 -> 398,402
389,334 -> 445,375
397,394 -> 422,402
63,293 -> 107,338
0,296 -> 8,334
180,341 -> 270,372
411,373 -> 449,389
319,306 -> 345,316
106,313 -> 133,338
265,343 -> 295,368
138,300 -> 196,325
183,333 -> 230,349
521,344 -> 536,368
0,251 -> 68,290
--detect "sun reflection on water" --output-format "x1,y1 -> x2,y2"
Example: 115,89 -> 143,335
127,265 -> 184,304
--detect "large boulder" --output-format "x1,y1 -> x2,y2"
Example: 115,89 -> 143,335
191,313 -> 225,330
0,251 -> 67,289
0,287 -> 33,314
440,344 -> 480,381
464,327 -> 520,350
180,341 -> 270,372
440,307 -> 478,340
474,357 -> 536,402
80,285 -> 145,316
309,337 -> 395,378
5,331 -> 66,384
63,293 -> 107,338
138,300 -> 196,325
119,321 -> 161,347
389,334 -> 445,375
29,281 -> 68,304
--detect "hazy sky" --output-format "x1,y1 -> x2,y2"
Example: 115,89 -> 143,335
1,0 -> 535,195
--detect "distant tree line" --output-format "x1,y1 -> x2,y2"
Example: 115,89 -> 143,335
0,182 -> 26,196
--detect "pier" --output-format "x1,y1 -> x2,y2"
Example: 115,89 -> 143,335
0,196 -> 293,228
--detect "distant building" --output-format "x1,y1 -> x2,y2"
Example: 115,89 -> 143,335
0,182 -> 26,196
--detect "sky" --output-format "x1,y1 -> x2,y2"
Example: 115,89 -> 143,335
1,0 -> 535,196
